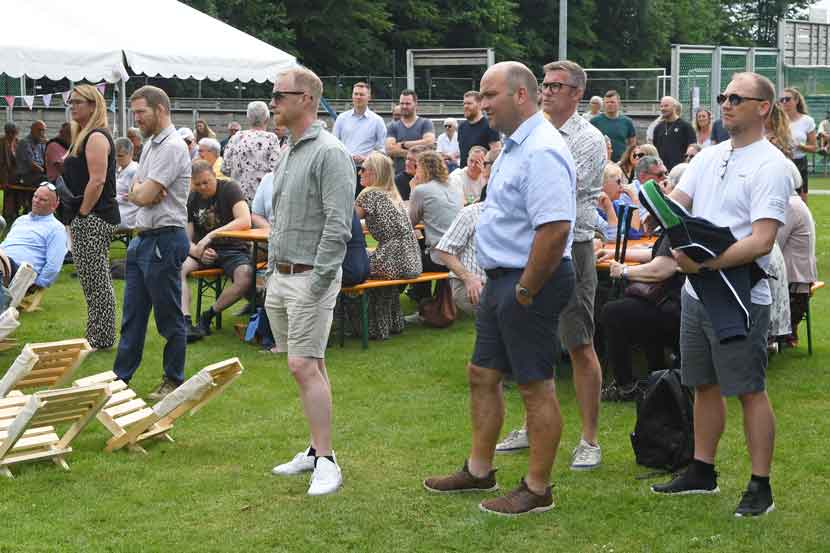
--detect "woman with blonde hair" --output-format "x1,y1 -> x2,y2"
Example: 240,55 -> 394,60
63,83 -> 120,349
693,108 -> 713,146
354,152 -> 422,339
781,87 -> 817,198
195,119 -> 216,142
765,102 -> 794,159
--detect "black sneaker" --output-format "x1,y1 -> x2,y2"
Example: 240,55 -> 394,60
734,480 -> 775,517
651,465 -> 720,495
197,310 -> 215,336
185,315 -> 204,343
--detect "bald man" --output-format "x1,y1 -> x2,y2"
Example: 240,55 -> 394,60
653,96 -> 696,170
424,61 -> 576,517
16,121 -> 47,186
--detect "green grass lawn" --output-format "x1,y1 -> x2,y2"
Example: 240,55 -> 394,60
0,198 -> 827,553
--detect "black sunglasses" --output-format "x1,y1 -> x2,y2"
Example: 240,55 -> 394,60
684,154 -> 695,160
271,90 -> 306,101
633,152 -> 645,159
779,96 -> 793,103
716,93 -> 766,106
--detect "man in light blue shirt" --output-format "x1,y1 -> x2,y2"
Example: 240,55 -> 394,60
251,171 -> 274,230
424,61 -> 576,517
0,184 -> 67,288
332,82 -> 386,168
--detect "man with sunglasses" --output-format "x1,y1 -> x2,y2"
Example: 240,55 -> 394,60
653,96 -> 696,171
649,73 -> 793,518
266,67 -> 355,497
495,60 -> 607,472
0,183 -> 67,289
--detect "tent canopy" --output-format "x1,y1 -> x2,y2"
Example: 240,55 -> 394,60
0,0 -> 296,83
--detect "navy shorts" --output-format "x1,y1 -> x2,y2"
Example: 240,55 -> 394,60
471,260 -> 575,385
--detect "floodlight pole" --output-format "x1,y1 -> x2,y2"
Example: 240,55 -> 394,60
558,0 -> 567,60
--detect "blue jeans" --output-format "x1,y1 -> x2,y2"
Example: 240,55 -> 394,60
113,228 -> 189,384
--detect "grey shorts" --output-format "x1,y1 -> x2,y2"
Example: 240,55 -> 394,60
199,249 -> 252,282
679,290 -> 770,397
558,240 -> 597,350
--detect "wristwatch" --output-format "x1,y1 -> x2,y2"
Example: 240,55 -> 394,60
516,283 -> 533,304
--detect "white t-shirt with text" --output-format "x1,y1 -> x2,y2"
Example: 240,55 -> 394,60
677,138 -> 792,305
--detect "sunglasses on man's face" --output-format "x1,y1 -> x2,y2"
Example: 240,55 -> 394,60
716,93 -> 766,106
271,90 -> 305,102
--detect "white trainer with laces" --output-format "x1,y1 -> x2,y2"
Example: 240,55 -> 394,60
271,447 -> 315,476
495,428 -> 529,453
308,455 -> 342,496
570,438 -> 601,471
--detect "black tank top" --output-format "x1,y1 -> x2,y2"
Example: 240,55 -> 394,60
63,128 -> 120,225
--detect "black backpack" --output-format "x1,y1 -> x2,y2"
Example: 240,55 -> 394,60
630,369 -> 694,472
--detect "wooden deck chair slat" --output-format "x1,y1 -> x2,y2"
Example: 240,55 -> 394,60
73,371 -> 118,387
113,407 -> 156,429
11,432 -> 60,452
7,263 -> 36,309
106,399 -> 147,419
108,389 -> 137,405
0,396 -> 28,409
0,426 -> 55,441
1,447 -> 72,466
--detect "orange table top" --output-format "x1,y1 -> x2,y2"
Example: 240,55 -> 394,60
214,228 -> 269,242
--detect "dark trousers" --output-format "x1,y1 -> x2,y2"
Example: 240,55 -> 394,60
600,296 -> 680,386
411,252 -> 447,301
113,228 -> 190,384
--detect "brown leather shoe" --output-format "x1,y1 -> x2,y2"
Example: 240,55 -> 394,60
479,478 -> 554,516
423,460 -> 498,493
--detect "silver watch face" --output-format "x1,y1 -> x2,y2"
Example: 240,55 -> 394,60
519,286 -> 531,297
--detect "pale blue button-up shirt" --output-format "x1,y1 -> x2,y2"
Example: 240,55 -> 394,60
475,112 -> 576,270
332,108 -> 387,158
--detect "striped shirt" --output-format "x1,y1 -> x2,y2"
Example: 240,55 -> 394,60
555,112 -> 607,243
435,202 -> 486,281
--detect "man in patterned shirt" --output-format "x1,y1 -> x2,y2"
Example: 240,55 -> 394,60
434,149 -> 497,315
495,60 -> 608,472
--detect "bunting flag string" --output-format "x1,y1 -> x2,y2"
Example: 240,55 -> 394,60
0,83 -> 109,110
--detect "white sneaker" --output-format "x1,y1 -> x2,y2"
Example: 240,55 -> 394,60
271,448 -> 315,476
570,438 -> 601,471
495,428 -> 529,453
404,313 -> 423,325
307,455 -> 342,496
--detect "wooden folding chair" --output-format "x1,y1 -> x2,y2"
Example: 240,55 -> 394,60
0,339 -> 93,398
0,308 -> 19,352
7,262 -> 36,310
0,383 -> 111,478
75,358 -> 244,454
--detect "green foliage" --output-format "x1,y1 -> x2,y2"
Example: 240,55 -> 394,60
180,0 -> 815,78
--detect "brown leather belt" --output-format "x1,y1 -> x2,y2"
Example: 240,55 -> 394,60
276,262 -> 313,275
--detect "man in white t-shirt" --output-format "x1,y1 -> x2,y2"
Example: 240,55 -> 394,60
649,72 -> 792,518
447,146 -> 487,204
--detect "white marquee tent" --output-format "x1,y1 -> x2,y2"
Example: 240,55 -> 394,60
0,0 -> 296,132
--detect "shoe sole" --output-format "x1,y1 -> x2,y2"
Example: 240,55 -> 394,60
478,502 -> 555,517
422,480 -> 499,494
570,462 -> 601,471
495,446 -> 529,454
271,467 -> 314,476
735,502 -> 775,517
651,486 -> 720,496
307,480 -> 343,496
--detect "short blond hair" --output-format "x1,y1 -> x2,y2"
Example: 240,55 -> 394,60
278,67 -> 323,111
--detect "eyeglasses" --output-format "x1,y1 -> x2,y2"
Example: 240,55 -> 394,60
271,90 -> 305,102
541,81 -> 578,93
779,96 -> 793,103
716,93 -> 766,106
38,182 -> 56,191
633,152 -> 645,159
444,124 -> 453,129
683,153 -> 696,161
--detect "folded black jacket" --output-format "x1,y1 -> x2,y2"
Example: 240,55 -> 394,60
639,180 -> 766,343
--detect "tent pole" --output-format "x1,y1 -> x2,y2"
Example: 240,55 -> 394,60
120,79 -> 127,138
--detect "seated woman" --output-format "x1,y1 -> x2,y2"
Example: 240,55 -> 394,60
776,168 -> 817,348
354,152 -> 422,339
596,163 -> 642,242
181,160 -> 252,341
597,232 -> 683,401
